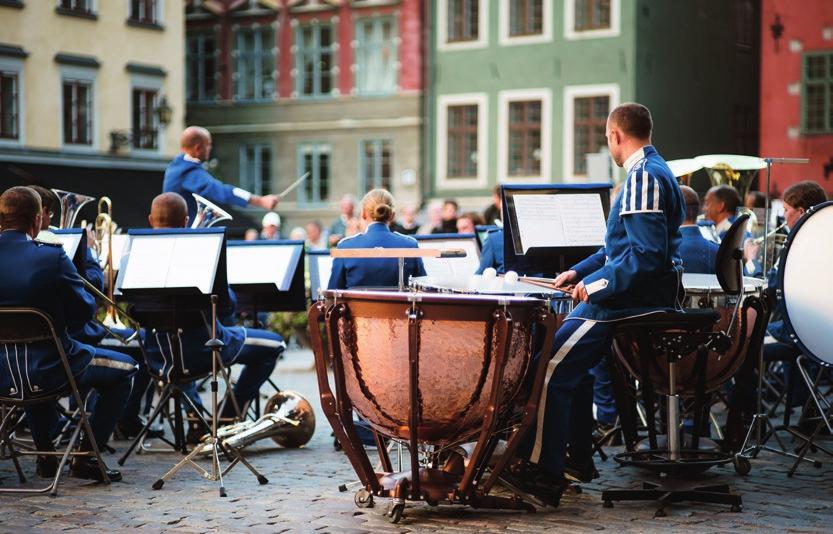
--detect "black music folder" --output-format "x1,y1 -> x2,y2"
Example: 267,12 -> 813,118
502,184 -> 612,277
49,228 -> 87,274
226,240 -> 306,312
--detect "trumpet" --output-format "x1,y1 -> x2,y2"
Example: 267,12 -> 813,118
750,221 -> 788,245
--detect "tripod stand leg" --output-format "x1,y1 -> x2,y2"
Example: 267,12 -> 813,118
217,439 -> 268,485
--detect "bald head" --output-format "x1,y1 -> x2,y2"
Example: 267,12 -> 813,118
180,126 -> 212,161
0,186 -> 42,236
149,192 -> 189,229
680,185 -> 701,223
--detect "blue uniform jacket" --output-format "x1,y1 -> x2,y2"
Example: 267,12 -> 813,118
0,231 -> 96,396
476,229 -> 505,275
163,154 -> 250,222
570,145 -> 685,321
142,287 -> 245,379
678,225 -> 719,274
69,248 -> 108,345
328,223 -> 427,290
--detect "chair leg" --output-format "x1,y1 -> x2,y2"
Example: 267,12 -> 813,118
118,386 -> 174,466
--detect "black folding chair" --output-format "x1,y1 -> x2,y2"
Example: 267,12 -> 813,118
0,308 -> 110,495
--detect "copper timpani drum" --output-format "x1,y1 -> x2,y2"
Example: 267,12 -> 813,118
309,289 -> 557,521
613,273 -> 764,397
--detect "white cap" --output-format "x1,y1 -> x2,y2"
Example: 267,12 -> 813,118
262,212 -> 281,227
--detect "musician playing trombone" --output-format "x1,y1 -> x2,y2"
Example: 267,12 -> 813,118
0,187 -> 137,482
163,126 -> 280,222
505,103 -> 686,507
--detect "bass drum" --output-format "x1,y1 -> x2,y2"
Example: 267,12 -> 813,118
777,200 -> 833,367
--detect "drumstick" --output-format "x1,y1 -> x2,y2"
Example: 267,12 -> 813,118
277,172 -> 311,199
519,276 -> 575,294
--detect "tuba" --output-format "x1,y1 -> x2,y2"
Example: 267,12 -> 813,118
52,189 -> 96,229
197,390 -> 315,455
694,154 -> 767,201
191,193 -> 233,228
666,158 -> 703,187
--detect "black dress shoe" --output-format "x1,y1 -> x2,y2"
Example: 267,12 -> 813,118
36,456 -> 58,478
70,457 -> 122,482
564,456 -> 599,483
117,416 -> 164,440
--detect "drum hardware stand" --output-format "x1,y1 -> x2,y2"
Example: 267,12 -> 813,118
784,356 -> 833,475
737,156 -> 809,469
151,295 -> 268,497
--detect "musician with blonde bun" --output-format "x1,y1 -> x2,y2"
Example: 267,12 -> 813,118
163,126 -> 280,222
328,189 -> 426,290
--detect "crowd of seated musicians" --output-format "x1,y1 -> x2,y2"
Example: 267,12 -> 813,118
1,121 -> 828,500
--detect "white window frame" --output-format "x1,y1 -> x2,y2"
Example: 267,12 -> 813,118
58,65 -> 98,153
0,56 -> 24,147
562,83 -> 619,183
499,0 -> 553,46
564,0 -> 620,41
497,88 -> 551,184
436,92 -> 488,190
437,0 -> 489,52
129,72 -> 164,155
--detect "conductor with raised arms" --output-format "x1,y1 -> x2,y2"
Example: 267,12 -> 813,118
163,126 -> 280,222
507,103 -> 685,505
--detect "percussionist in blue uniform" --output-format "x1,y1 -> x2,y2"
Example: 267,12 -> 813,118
506,103 -> 685,506
328,189 -> 427,290
475,228 -> 505,275
679,185 -> 719,274
0,187 -> 136,482
142,193 -> 285,432
163,126 -> 280,222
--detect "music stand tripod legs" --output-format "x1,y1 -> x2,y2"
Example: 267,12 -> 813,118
151,295 -> 268,497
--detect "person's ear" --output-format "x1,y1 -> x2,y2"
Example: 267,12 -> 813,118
184,216 -> 190,228
148,214 -> 154,227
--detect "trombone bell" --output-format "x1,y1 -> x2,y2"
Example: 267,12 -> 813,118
191,193 -> 233,228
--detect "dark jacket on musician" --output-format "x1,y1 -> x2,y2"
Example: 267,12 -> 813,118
0,230 -> 96,396
163,153 -> 251,222
69,248 -> 109,346
678,225 -> 719,275
476,229 -> 505,275
570,145 -> 685,321
328,222 -> 427,290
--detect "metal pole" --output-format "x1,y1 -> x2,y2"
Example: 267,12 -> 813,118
398,257 -> 405,291
668,361 -> 680,461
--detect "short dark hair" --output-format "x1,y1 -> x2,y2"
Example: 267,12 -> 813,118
28,185 -> 59,219
608,102 -> 653,140
708,184 -> 741,215
783,181 -> 827,211
0,186 -> 41,231
680,185 -> 700,222
443,199 -> 459,210
745,191 -> 766,209
459,211 -> 485,226
149,192 -> 188,228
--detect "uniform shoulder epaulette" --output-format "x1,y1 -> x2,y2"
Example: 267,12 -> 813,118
337,233 -> 362,246
34,239 -> 62,247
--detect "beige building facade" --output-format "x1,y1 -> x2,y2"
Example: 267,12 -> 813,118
0,0 -> 184,227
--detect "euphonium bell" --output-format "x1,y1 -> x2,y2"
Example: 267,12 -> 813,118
196,390 -> 316,455
191,193 -> 233,228
694,154 -> 767,201
52,189 -> 96,229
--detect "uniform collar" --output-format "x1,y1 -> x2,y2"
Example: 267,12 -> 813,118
623,145 -> 655,174
183,153 -> 201,164
0,230 -> 32,241
366,222 -> 390,233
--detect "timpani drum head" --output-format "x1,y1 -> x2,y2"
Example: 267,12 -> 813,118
778,201 -> 833,367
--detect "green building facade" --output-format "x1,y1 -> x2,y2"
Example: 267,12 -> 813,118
427,0 -> 759,204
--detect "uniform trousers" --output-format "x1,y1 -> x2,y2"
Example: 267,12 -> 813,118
590,356 -> 618,426
27,348 -> 137,451
521,318 -> 614,478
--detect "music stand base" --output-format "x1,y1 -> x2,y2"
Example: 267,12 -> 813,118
602,481 -> 742,516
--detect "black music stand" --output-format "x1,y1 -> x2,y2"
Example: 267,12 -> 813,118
501,184 -> 611,277
50,228 -> 88,274
115,228 -> 267,496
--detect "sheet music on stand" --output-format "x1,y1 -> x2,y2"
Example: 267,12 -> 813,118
226,240 -> 306,312
116,229 -> 225,296
502,184 -> 612,276
49,228 -> 86,274
308,249 -> 334,301
101,233 -> 129,270
416,234 -> 480,277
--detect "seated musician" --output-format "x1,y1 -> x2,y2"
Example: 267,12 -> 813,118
506,103 -> 685,506
328,189 -> 426,290
475,228 -> 505,275
143,192 -> 285,432
678,185 -> 719,274
703,184 -> 742,239
0,187 -> 136,482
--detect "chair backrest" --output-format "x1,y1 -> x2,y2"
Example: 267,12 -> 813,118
0,307 -> 72,401
715,213 -> 750,296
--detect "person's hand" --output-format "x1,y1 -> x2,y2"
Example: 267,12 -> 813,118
572,281 -> 589,303
85,227 -> 97,251
553,269 -> 578,289
252,194 -> 280,210
743,238 -> 761,262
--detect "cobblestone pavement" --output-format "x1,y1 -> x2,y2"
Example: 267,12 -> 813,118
1,349 -> 832,533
